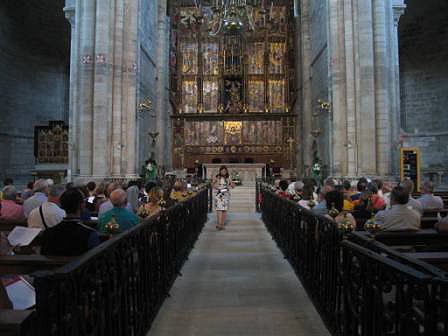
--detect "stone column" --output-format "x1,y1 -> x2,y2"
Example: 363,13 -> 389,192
63,2 -> 78,181
294,13 -> 303,174
328,0 -> 348,176
373,0 -> 392,176
111,0 -> 125,177
390,2 -> 406,176
92,0 -> 111,177
356,0 -> 377,175
65,0 -> 140,181
123,0 -> 139,179
299,0 -> 313,173
154,0 -> 169,168
77,0 -> 96,177
342,0 -> 358,176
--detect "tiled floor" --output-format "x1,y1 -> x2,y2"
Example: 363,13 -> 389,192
147,210 -> 330,336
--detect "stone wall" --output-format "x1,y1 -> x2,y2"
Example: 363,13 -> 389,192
0,1 -> 70,187
399,0 -> 448,182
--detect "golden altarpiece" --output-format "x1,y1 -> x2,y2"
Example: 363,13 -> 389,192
170,0 -> 297,170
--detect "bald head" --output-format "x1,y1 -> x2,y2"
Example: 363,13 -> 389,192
110,189 -> 127,208
106,181 -> 121,198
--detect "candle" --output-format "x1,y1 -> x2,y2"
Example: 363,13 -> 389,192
270,1 -> 273,18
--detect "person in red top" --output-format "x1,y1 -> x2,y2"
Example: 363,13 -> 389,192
0,186 -> 25,222
276,180 -> 289,199
368,183 -> 385,211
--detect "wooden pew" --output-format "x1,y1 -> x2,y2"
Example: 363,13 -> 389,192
0,220 -> 27,233
0,309 -> 34,336
423,209 -> 448,218
0,255 -> 76,274
0,255 -> 76,335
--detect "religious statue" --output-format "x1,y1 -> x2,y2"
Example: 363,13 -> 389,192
311,162 -> 322,187
225,80 -> 243,114
143,158 -> 158,183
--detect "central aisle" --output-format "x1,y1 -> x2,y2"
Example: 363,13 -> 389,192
148,188 -> 329,336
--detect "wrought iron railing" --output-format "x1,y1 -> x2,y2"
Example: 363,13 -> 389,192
340,240 -> 448,336
255,178 -> 262,212
261,185 -> 343,334
260,183 -> 448,336
32,188 -> 209,336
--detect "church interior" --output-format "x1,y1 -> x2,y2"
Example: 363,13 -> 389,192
0,0 -> 448,335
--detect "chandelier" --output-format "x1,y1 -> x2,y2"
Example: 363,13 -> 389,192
194,0 -> 272,36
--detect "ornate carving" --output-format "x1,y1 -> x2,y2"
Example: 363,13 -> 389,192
224,121 -> 243,145
35,121 -> 68,164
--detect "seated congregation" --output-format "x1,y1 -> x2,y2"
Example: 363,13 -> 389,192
262,177 -> 448,335
273,177 -> 447,232
0,176 -> 199,310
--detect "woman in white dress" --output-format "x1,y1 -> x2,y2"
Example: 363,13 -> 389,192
212,166 -> 235,230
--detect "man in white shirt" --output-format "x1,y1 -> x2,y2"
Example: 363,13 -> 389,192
375,186 -> 420,232
28,184 -> 66,229
418,181 -> 444,210
23,179 -> 49,218
400,179 -> 423,214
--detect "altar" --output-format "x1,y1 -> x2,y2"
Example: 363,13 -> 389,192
204,163 -> 265,186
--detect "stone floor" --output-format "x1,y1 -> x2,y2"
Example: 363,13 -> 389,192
147,208 -> 330,336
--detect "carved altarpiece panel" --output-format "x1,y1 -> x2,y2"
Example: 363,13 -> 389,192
170,1 -> 297,169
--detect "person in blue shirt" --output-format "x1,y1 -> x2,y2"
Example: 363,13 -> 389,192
98,188 -> 140,234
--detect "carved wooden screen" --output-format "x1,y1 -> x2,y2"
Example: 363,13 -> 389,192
170,0 -> 297,169
34,121 -> 68,164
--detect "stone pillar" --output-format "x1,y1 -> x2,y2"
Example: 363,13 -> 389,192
123,0 -> 139,179
328,0 -> 348,176
77,0 -> 96,177
65,0 -> 140,181
390,2 -> 406,176
111,0 -> 125,177
294,13 -> 303,173
373,0 -> 393,176
92,0 -> 111,177
63,2 -> 78,181
356,0 -> 377,175
299,0 -> 313,174
343,0 -> 358,176
154,0 -> 169,168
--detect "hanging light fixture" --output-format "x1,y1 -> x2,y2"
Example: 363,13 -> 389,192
194,0 -> 272,36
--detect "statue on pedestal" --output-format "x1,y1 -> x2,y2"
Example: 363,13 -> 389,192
311,161 -> 322,187
143,158 -> 158,183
